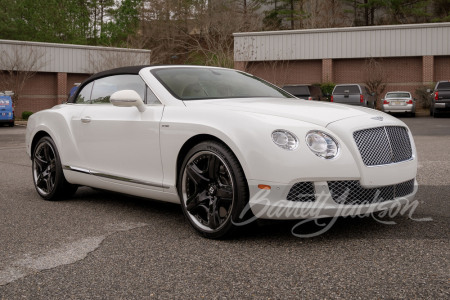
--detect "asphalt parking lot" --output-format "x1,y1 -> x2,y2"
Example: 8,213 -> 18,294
0,116 -> 449,299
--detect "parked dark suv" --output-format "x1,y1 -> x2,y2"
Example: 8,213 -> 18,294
429,81 -> 450,117
282,85 -> 323,101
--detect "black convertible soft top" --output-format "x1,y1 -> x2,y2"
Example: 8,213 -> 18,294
84,65 -> 151,82
68,65 -> 153,103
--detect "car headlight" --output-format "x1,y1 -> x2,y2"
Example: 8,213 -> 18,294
272,130 -> 298,150
305,131 -> 339,159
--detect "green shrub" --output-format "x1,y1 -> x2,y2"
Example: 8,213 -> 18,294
320,82 -> 336,101
415,85 -> 434,109
22,111 -> 33,120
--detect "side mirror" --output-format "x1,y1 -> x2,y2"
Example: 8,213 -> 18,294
110,90 -> 146,112
426,89 -> 431,93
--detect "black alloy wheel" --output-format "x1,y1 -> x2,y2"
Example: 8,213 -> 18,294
32,136 -> 77,200
178,141 -> 249,239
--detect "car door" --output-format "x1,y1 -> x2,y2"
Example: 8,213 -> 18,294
72,74 -> 164,190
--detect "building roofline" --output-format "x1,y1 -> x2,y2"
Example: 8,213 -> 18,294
233,22 -> 450,37
0,39 -> 151,53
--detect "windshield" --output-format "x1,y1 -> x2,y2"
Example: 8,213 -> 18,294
386,92 -> 411,98
151,67 -> 293,100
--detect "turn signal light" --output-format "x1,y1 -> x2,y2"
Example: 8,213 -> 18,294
258,184 -> 271,190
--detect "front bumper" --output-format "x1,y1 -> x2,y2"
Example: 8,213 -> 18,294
248,179 -> 418,220
245,114 -> 418,220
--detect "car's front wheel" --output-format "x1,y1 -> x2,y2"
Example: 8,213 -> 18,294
32,136 -> 77,200
178,141 -> 249,239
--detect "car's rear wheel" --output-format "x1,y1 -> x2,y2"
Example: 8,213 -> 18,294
8,122 -> 14,127
32,136 -> 77,200
178,141 -> 249,239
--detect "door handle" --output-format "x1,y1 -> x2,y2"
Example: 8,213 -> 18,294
81,116 -> 91,123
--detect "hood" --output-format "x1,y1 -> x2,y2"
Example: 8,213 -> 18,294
184,98 -> 385,127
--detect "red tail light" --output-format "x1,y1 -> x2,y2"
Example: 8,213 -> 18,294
406,99 -> 413,104
383,100 -> 388,104
435,91 -> 439,101
308,96 -> 312,100
360,94 -> 364,103
330,95 -> 334,102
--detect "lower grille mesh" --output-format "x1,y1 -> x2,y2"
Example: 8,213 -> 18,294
287,182 -> 315,202
328,179 -> 415,205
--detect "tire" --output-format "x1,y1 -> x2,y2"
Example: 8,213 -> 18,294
8,122 -> 14,127
432,108 -> 439,118
178,141 -> 249,239
32,136 -> 78,200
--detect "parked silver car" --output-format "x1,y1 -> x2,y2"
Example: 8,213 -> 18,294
382,91 -> 416,117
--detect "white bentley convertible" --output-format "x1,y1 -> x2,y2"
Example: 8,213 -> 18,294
26,65 -> 418,238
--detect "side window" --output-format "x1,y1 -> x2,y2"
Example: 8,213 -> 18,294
90,75 -> 146,104
75,82 -> 93,104
146,87 -> 161,105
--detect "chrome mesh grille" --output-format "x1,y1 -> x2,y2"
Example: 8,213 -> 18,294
385,126 -> 413,163
395,179 -> 416,198
287,182 -> 315,202
353,126 -> 412,166
328,179 -> 415,205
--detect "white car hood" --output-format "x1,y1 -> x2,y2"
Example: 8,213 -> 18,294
184,98 -> 385,127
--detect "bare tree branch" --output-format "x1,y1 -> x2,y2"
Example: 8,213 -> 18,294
364,57 -> 387,110
0,46 -> 46,106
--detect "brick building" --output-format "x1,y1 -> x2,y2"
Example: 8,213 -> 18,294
0,40 -> 151,116
233,22 -> 450,99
